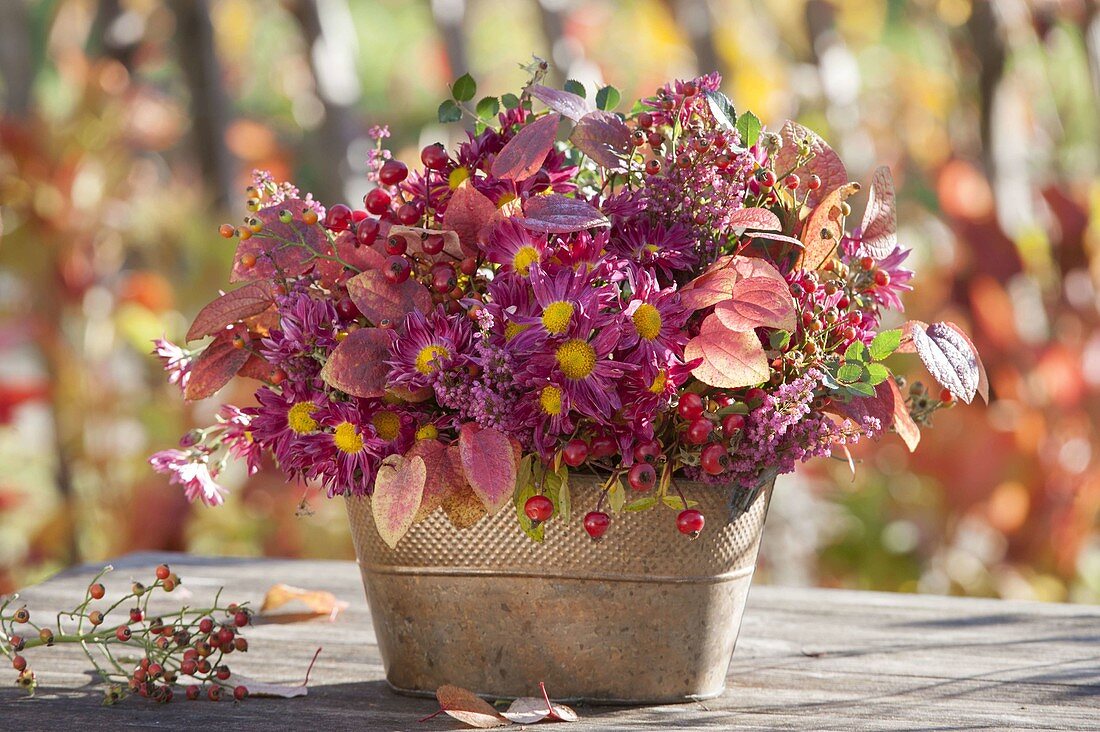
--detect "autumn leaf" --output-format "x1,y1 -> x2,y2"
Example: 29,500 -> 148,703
684,314 -> 769,388
346,269 -> 431,326
458,423 -> 519,515
444,184 -> 502,255
773,120 -> 848,209
230,199 -> 331,283
491,113 -> 560,182
798,182 -> 861,270
186,281 -> 276,341
501,682 -> 579,724
406,439 -> 468,522
442,478 -> 487,529
517,194 -> 609,234
713,275 -> 797,332
680,269 -> 740,311
435,685 -> 511,728
571,111 -> 630,170
726,207 -> 782,232
320,327 -> 393,398
184,331 -> 250,400
333,228 -> 388,271
260,584 -> 348,621
528,84 -> 593,122
860,166 -> 897,259
372,454 -> 426,549
904,321 -> 982,404
386,225 -> 463,259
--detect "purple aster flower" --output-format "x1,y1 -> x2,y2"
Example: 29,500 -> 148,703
617,270 -> 690,367
509,264 -> 615,351
152,338 -> 194,393
481,271 -> 537,348
218,404 -> 261,475
609,218 -> 698,283
388,307 -> 473,390
300,400 -> 386,497
483,219 -> 546,276
513,376 -> 575,458
149,448 -> 228,507
261,288 -> 345,378
248,382 -> 328,477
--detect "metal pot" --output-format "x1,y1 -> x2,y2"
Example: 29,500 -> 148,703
346,474 -> 772,704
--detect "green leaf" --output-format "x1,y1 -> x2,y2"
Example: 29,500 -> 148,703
769,330 -> 791,350
563,79 -> 586,98
704,91 -> 737,131
661,495 -> 699,510
452,73 -> 476,102
556,466 -> 571,522
846,382 -> 876,397
437,99 -> 462,123
844,341 -> 869,364
628,99 -> 645,115
837,363 -> 864,384
866,362 -> 890,385
869,329 -> 902,361
476,96 -> 500,119
624,496 -> 657,512
501,93 -> 520,110
715,402 -> 750,416
608,479 -> 626,513
513,477 -> 544,543
735,111 -> 762,148
595,85 -> 620,111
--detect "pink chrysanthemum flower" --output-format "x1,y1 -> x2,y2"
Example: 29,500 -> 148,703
866,246 -> 914,312
152,338 -> 194,393
248,383 -> 328,477
388,307 -> 473,390
514,376 -> 575,458
483,219 -> 546,276
149,448 -> 228,507
510,264 -> 615,351
481,272 -> 537,347
261,288 -> 345,378
218,404 -> 261,475
609,218 -> 698,283
302,400 -> 387,497
617,270 -> 691,368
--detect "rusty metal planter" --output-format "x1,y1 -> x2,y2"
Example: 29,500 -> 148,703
345,474 -> 772,704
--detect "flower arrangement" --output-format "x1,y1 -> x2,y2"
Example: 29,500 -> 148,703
151,63 -> 985,548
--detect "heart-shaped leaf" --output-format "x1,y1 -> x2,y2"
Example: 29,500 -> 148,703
906,321 -> 981,404
798,182 -> 862,270
727,207 -> 782,232
860,166 -> 897,259
320,327 -> 394,398
444,184 -> 502,255
436,685 -> 511,728
571,111 -> 631,171
529,84 -> 593,122
773,120 -> 848,210
713,276 -> 797,332
187,281 -> 276,341
407,439 -> 469,522
458,423 -> 519,515
681,269 -> 740,311
230,199 -> 331,283
684,314 -> 769,388
491,113 -> 560,182
346,269 -> 431,326
372,454 -> 426,549
502,696 -> 579,724
184,331 -> 250,400
442,477 -> 488,529
517,194 -> 610,233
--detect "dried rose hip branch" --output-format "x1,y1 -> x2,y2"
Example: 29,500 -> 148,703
0,564 -> 253,704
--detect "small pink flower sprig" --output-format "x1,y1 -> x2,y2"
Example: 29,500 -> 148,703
0,564 -> 254,704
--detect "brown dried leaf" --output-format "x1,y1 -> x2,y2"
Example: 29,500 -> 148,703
773,120 -> 848,210
502,696 -> 579,724
436,685 -> 512,728
260,584 -> 348,622
183,331 -> 250,401
187,281 -> 276,341
860,166 -> 897,259
798,182 -> 861,270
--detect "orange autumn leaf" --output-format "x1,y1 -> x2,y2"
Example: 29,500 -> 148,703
260,584 -> 348,622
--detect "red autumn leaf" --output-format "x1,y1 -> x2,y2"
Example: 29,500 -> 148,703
443,184 -> 502,255
681,269 -> 740,311
230,199 -> 331,283
684,314 -> 769,388
529,84 -> 593,122
372,454 -> 427,549
491,113 -> 560,182
713,276 -> 797,332
435,685 -> 511,728
887,378 -> 921,452
406,439 -> 468,522
859,166 -> 897,259
904,321 -> 982,404
833,378 -> 920,452
333,229 -> 388,271
773,120 -> 848,210
571,111 -> 631,171
517,194 -> 609,234
186,281 -> 276,341
501,682 -> 579,724
319,327 -> 394,398
184,331 -> 250,401
747,230 -> 805,249
458,423 -> 518,515
238,353 -> 274,382
386,225 -> 463,259
346,269 -> 431,326
727,207 -> 782,232
798,182 -> 862,270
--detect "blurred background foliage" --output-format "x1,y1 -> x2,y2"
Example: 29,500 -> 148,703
1,0 -> 1098,603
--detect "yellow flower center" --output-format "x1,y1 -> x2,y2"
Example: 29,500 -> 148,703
542,301 -> 574,335
287,402 -> 318,434
632,303 -> 663,340
333,421 -> 364,454
415,424 -> 439,441
372,411 -> 401,441
448,166 -> 470,189
512,245 -> 540,276
504,321 -> 531,341
555,338 -> 597,380
539,385 -> 564,416
645,243 -> 661,254
649,369 -> 668,394
415,344 -> 450,375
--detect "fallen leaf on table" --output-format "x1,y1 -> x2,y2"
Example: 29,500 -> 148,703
434,684 -> 512,728
260,584 -> 348,622
501,683 -> 579,724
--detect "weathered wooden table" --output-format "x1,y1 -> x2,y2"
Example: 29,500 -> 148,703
2,553 -> 1097,730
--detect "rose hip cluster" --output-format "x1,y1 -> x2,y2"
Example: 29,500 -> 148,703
1,564 -> 252,705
